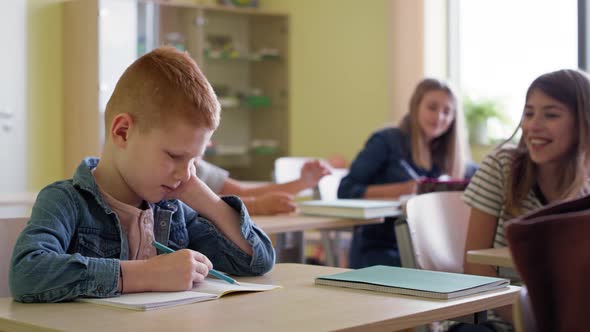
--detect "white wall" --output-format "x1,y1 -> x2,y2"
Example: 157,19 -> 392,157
0,1 -> 27,217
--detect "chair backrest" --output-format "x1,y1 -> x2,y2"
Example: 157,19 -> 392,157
403,191 -> 471,272
317,168 -> 349,201
513,286 -> 539,332
274,157 -> 349,200
0,217 -> 28,297
506,194 -> 590,332
273,157 -> 315,198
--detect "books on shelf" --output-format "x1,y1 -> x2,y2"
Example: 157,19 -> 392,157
298,199 -> 401,219
77,279 -> 280,311
315,265 -> 509,300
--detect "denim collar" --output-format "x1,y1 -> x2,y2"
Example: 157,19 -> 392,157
71,157 -> 178,214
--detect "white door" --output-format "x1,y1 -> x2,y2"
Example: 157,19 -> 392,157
0,1 -> 27,217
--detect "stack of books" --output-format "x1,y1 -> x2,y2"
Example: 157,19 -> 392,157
298,199 -> 402,219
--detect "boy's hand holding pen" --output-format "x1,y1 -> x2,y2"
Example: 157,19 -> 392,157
120,244 -> 214,293
152,240 -> 240,285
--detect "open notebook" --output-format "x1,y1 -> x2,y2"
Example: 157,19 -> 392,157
315,265 -> 509,300
77,279 -> 280,311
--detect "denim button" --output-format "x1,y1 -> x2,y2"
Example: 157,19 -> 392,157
160,220 -> 167,227
97,285 -> 104,293
179,238 -> 185,244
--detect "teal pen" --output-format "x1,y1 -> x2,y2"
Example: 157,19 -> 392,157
151,240 -> 241,285
399,160 -> 421,180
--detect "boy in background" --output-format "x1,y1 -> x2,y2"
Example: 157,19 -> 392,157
10,47 -> 275,302
196,159 -> 331,215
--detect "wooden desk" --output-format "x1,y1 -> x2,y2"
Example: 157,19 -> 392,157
0,192 -> 37,218
253,214 -> 386,265
467,247 -> 514,268
253,213 -> 384,235
0,263 -> 519,332
0,192 -> 37,206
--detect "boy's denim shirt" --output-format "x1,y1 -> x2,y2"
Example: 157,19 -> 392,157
9,158 -> 275,303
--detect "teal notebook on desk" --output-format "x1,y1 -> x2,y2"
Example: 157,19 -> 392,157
315,265 -> 509,300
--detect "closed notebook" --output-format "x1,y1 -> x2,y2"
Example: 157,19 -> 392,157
315,265 -> 509,299
298,199 -> 401,219
77,279 -> 280,311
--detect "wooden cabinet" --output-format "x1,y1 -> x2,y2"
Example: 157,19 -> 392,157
64,0 -> 289,180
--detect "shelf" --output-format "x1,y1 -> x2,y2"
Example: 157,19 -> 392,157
205,150 -> 281,166
205,151 -> 283,181
218,97 -> 271,109
63,0 -> 289,180
150,1 -> 288,17
218,96 -> 288,110
206,150 -> 282,158
220,104 -> 286,111
205,54 -> 282,62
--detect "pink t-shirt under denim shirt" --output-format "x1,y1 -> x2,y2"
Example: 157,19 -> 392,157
96,184 -> 157,261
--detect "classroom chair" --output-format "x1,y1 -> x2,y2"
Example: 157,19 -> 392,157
506,196 -> 590,332
272,157 -> 314,264
395,191 -> 471,273
318,168 -> 349,201
316,168 -> 350,266
0,217 -> 28,297
273,157 -> 317,198
273,157 -> 349,199
513,286 -> 539,332
396,192 -> 480,330
273,157 -> 350,266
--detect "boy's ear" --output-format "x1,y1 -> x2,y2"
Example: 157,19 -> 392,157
110,113 -> 135,147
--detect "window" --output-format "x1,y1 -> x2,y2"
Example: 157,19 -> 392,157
449,0 -> 578,143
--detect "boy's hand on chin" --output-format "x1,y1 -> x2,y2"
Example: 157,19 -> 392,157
164,162 -> 203,201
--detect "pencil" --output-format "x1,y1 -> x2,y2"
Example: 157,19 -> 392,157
151,240 -> 241,285
399,160 -> 421,180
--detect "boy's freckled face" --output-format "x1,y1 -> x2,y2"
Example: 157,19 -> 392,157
121,120 -> 213,204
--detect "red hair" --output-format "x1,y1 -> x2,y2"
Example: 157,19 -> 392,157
105,46 -> 220,133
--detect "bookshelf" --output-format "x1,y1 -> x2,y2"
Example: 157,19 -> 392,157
64,0 -> 289,180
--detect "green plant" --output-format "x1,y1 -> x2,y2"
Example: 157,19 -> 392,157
463,97 -> 507,144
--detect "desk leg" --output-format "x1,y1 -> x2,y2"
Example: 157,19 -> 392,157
321,231 -> 335,266
274,231 -> 305,263
473,310 -> 488,324
450,310 -> 488,325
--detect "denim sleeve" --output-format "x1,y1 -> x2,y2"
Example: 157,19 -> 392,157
9,186 -> 120,303
338,131 -> 391,198
184,196 -> 275,276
